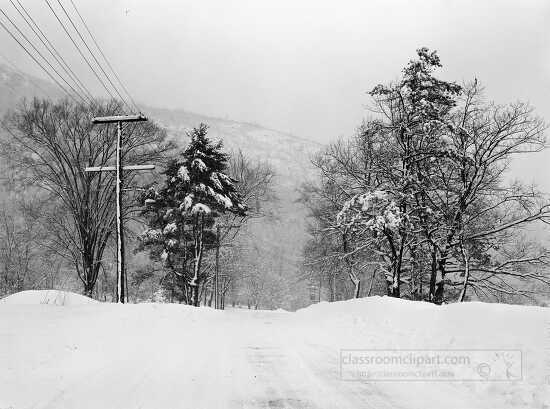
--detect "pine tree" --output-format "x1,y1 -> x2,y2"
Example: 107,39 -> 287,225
139,124 -> 246,305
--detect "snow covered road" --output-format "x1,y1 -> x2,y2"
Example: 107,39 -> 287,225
0,293 -> 548,408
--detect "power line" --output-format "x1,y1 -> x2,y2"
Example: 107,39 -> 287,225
68,0 -> 140,113
43,0 -> 120,106
11,0 -> 91,101
54,0 -> 132,111
0,7 -> 85,104
8,0 -> 93,104
11,0 -> 94,103
0,13 -> 80,104
0,7 -> 86,103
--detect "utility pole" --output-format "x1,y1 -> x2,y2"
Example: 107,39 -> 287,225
214,223 -> 240,309
218,274 -> 229,309
85,114 -> 152,304
319,274 -> 322,303
215,225 -> 220,309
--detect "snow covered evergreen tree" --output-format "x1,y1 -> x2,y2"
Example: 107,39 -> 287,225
139,124 -> 246,306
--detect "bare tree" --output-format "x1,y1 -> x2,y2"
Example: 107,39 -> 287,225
306,48 -> 550,304
1,98 -> 173,297
208,150 -> 277,303
422,81 -> 549,303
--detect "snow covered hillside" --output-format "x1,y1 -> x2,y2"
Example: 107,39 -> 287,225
0,291 -> 547,409
0,64 -> 62,114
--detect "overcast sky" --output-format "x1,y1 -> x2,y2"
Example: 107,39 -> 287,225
2,1 -> 550,173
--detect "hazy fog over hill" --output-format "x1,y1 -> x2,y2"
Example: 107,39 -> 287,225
148,106 -> 320,186
0,63 -> 62,113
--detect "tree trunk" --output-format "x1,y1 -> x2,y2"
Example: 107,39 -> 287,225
367,269 -> 376,296
433,282 -> 445,304
189,215 -> 204,307
387,262 -> 400,298
432,254 -> 447,304
81,262 -> 101,299
458,242 -> 470,302
190,284 -> 199,306
353,279 -> 361,298
428,248 -> 438,303
342,233 -> 361,299
83,282 -> 94,298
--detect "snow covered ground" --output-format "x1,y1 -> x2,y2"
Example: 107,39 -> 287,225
0,290 -> 98,306
0,291 -> 548,408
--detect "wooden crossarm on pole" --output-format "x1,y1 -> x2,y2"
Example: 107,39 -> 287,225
92,114 -> 147,124
85,164 -> 155,172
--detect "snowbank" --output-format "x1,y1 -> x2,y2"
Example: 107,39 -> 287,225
0,294 -> 547,408
293,296 -> 550,408
0,290 -> 98,306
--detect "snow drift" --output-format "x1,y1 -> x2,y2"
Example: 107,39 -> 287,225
0,290 -> 98,306
294,296 -> 549,408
